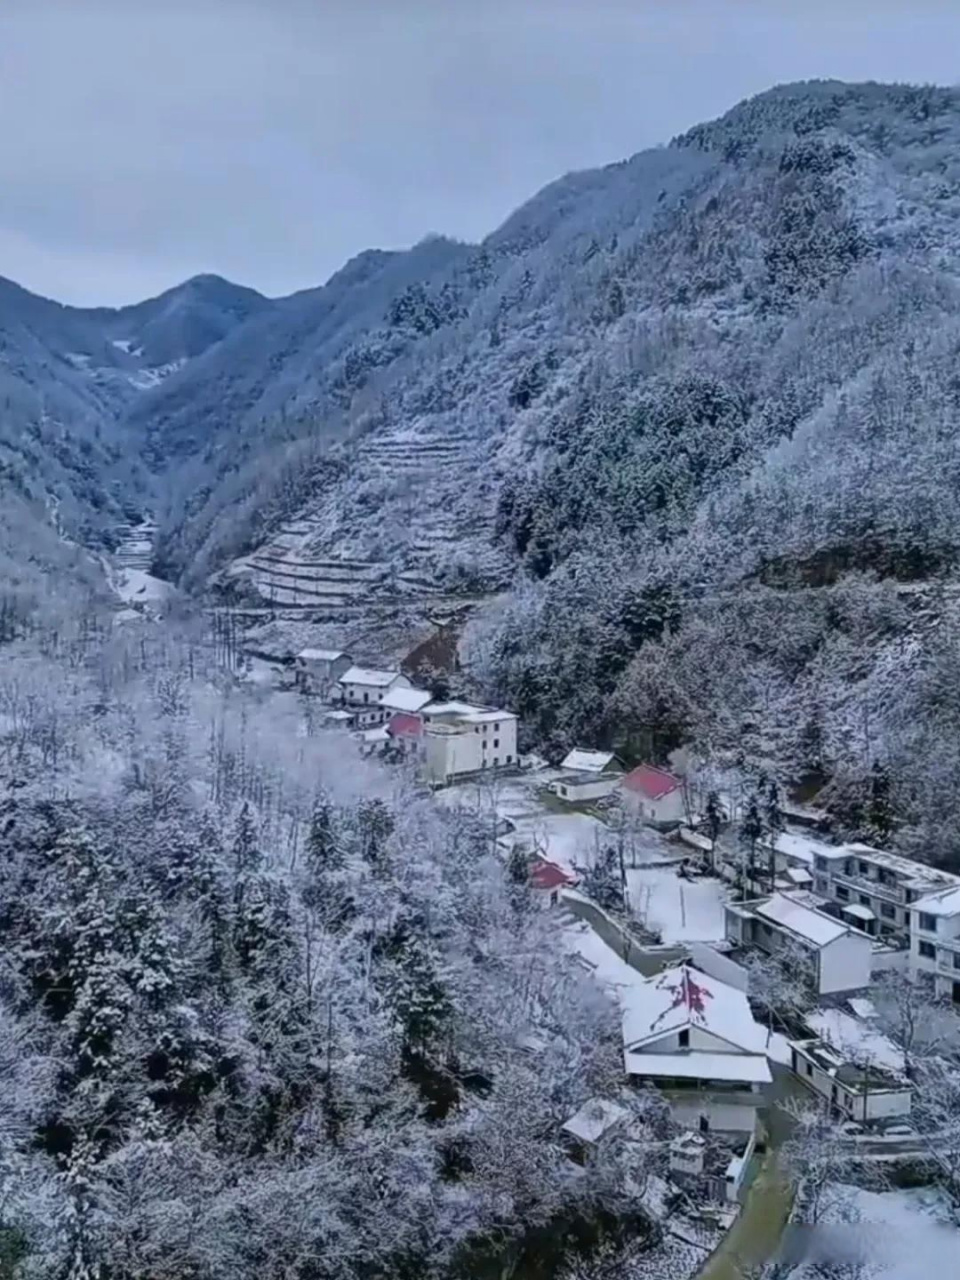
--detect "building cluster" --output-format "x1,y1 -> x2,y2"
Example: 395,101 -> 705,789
294,647 -> 517,786
711,825 -> 960,1005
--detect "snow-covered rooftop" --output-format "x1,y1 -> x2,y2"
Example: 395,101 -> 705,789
624,1049 -> 772,1084
298,648 -> 346,662
842,843 -> 960,891
621,963 -> 766,1055
423,700 -> 515,724
339,666 -> 401,687
561,748 -> 617,774
561,1097 -> 628,1145
381,686 -> 432,713
771,830 -> 844,867
806,1007 -> 905,1075
753,893 -> 851,947
912,883 -> 960,917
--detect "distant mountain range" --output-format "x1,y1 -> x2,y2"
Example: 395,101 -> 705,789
6,79 -> 960,857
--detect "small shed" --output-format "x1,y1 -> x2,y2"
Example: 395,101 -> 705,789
561,1097 -> 628,1162
296,648 -> 352,694
529,858 -> 577,907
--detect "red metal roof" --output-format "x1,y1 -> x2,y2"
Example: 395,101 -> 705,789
622,764 -> 682,800
530,859 -> 576,891
387,712 -> 423,739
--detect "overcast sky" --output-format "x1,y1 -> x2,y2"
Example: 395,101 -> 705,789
2,0 -> 959,306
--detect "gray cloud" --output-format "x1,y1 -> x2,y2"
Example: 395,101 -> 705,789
2,0 -> 958,305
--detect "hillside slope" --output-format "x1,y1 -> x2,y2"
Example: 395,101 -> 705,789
152,79 -> 960,859
5,80 -> 960,856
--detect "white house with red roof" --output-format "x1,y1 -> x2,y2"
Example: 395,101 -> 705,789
620,764 -> 687,828
621,963 -> 771,1134
530,858 -> 578,907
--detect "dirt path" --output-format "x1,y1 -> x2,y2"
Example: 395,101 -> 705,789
694,1149 -> 794,1280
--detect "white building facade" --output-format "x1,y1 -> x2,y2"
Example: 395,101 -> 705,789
620,765 -> 686,827
620,964 -> 772,1135
420,702 -> 518,784
789,1037 -> 912,1123
338,667 -> 411,709
908,884 -> 960,1002
725,893 -> 873,996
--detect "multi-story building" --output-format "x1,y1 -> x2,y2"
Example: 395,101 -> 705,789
420,701 -> 518,784
808,842 -> 960,948
908,884 -> 960,1002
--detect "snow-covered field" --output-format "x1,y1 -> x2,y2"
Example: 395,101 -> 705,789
627,864 -> 731,943
791,1186 -> 958,1278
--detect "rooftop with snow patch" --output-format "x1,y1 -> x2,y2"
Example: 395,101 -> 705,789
621,963 -> 766,1055
339,666 -> 402,687
561,748 -> 618,774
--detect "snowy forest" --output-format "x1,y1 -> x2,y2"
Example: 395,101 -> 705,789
0,622 -> 661,1279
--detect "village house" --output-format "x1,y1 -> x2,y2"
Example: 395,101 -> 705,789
908,883 -> 960,1003
420,701 -> 518,784
295,648 -> 352,696
529,857 -> 578,907
620,963 -> 772,1135
551,748 -> 624,804
620,764 -> 686,828
337,666 -> 411,710
789,1037 -> 912,1123
385,712 -> 425,750
380,686 -> 433,717
724,892 -> 873,996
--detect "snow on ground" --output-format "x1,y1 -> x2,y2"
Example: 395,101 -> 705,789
806,1008 -> 906,1073
114,569 -> 175,604
627,864 -> 731,943
438,775 -> 610,872
791,1185 -> 958,1278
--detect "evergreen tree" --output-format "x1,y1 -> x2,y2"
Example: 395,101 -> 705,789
738,795 -> 763,895
390,935 -> 452,1052
867,758 -> 894,841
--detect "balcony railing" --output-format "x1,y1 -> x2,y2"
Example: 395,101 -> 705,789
829,869 -> 906,905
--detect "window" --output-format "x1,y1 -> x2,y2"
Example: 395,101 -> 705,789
559,786 -> 567,798
815,877 -> 828,894
859,894 -> 871,907
815,857 -> 827,872
835,885 -> 850,901
506,754 -> 512,764
363,691 -> 369,703
919,913 -> 939,934
698,1115 -> 710,1133
678,1029 -> 690,1048
858,860 -> 869,875
880,903 -> 896,920
953,953 -> 960,971
493,739 -> 499,749
474,726 -> 480,734
918,941 -> 936,960
844,860 -> 854,876
805,1061 -> 813,1077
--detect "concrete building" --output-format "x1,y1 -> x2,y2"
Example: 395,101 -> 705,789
561,1097 -> 629,1164
295,648 -> 352,695
908,883 -> 960,1002
809,842 -> 959,947
620,764 -> 686,828
420,701 -> 518,784
552,772 -> 621,804
621,963 -> 772,1135
529,858 -> 577,907
789,1037 -> 912,1123
725,893 -> 873,996
338,666 -> 411,708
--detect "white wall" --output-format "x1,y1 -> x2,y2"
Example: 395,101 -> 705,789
341,675 -> 410,705
688,943 -> 750,993
669,1096 -> 760,1135
640,1027 -> 740,1055
819,931 -> 872,995
553,776 -> 618,802
863,1088 -> 912,1121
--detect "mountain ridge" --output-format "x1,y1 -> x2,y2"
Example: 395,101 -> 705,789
6,78 -> 960,858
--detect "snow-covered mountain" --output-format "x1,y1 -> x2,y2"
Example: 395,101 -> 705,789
7,79 -> 960,853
